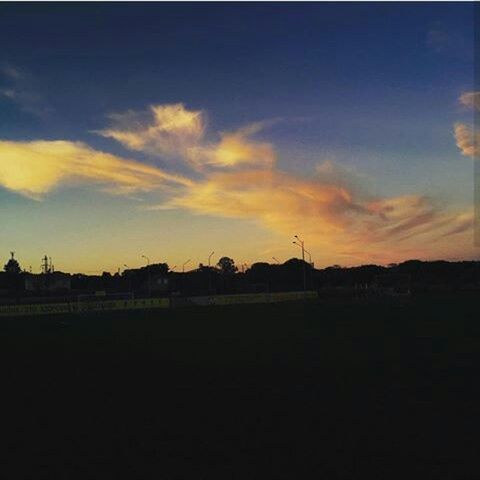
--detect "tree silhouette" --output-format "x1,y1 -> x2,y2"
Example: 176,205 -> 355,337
4,252 -> 21,274
217,257 -> 237,275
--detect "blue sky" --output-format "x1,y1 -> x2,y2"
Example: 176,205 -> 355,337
0,3 -> 477,272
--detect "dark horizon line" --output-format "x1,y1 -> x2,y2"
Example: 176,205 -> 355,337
3,256 -> 480,277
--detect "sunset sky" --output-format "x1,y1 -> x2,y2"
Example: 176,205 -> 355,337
0,3 -> 478,273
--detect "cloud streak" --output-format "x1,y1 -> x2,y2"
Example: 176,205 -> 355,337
459,91 -> 480,111
0,140 -> 191,199
454,123 -> 478,159
0,64 -> 51,117
96,104 -> 206,160
160,163 -> 473,263
1,102 -> 475,265
97,103 -> 277,170
454,92 -> 479,159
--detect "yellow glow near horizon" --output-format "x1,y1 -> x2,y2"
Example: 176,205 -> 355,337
1,96 -> 478,273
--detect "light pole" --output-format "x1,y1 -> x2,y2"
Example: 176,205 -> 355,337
207,252 -> 215,294
293,243 -> 313,266
182,259 -> 191,296
297,246 -> 314,290
303,249 -> 312,266
293,235 -> 307,292
208,251 -> 215,267
141,255 -> 151,297
123,264 -> 132,293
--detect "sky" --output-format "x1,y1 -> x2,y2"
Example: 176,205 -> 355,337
0,2 -> 478,273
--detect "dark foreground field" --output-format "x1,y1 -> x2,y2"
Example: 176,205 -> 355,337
1,294 -> 478,479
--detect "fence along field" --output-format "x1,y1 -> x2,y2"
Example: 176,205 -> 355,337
0,291 -> 318,317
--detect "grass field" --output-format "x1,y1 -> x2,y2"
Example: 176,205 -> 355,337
1,294 -> 478,478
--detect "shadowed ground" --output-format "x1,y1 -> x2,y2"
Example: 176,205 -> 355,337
1,294 -> 478,478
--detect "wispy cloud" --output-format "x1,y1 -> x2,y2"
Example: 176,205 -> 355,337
426,22 -> 473,60
459,91 -> 480,111
0,63 -> 51,117
427,24 -> 451,54
454,92 -> 479,160
96,103 -> 277,170
157,164 -> 473,263
0,140 -> 191,199
0,64 -> 22,80
96,104 -> 206,160
454,123 -> 478,159
189,121 -> 277,169
440,212 -> 474,238
1,101 -> 475,264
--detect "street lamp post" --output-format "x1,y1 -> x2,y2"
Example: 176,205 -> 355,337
141,255 -> 151,297
123,264 -> 132,294
182,259 -> 191,295
303,249 -> 312,266
208,251 -> 215,267
299,247 -> 314,290
293,235 -> 307,292
208,252 -> 215,294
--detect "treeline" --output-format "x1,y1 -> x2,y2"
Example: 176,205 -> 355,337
1,257 -> 479,303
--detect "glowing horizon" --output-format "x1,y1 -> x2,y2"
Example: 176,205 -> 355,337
0,4 -> 477,273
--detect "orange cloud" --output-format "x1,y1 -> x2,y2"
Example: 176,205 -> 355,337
189,132 -> 276,169
454,92 -> 479,159
459,91 -> 480,111
0,140 -> 191,199
161,164 -> 475,264
96,103 -> 206,159
454,123 -> 478,159
2,102 -> 476,266
97,103 -> 276,170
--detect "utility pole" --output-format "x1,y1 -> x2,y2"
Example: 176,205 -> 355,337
41,255 -> 50,275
